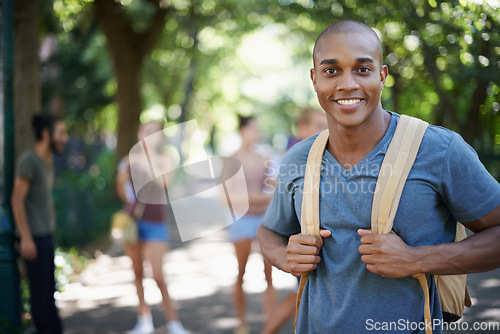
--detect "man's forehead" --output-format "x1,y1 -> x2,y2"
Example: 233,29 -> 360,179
314,32 -> 382,65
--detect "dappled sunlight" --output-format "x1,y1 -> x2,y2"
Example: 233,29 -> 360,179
460,269 -> 500,324
57,230 -> 298,332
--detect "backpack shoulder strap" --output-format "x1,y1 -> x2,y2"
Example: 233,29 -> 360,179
295,130 -> 329,332
300,130 -> 330,238
371,115 -> 432,333
371,115 -> 429,234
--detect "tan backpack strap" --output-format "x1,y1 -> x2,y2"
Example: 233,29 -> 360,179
295,130 -> 329,332
414,273 -> 433,334
372,115 -> 431,333
301,130 -> 330,238
372,115 -> 429,234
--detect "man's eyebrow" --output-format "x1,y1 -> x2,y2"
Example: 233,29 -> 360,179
319,57 -> 375,66
357,57 -> 375,63
319,58 -> 337,65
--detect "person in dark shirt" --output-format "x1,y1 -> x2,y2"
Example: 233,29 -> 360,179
12,114 -> 68,334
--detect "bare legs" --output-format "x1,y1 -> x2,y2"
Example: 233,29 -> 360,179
262,258 -> 276,320
262,291 -> 297,334
233,239 -> 276,331
125,241 -> 178,323
233,239 -> 252,327
125,242 -> 150,318
143,241 -> 179,322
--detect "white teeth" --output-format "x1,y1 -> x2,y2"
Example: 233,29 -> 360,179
337,99 -> 361,106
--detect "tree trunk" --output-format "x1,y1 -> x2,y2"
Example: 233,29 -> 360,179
115,58 -> 142,160
13,0 -> 40,158
94,0 -> 168,160
461,78 -> 488,148
178,5 -> 198,124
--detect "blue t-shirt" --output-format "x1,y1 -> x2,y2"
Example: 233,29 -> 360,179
263,111 -> 500,333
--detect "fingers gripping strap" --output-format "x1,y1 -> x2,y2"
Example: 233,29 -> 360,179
296,130 -> 329,332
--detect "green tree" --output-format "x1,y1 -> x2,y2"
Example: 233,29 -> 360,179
94,0 -> 169,160
280,0 -> 499,146
13,0 -> 40,158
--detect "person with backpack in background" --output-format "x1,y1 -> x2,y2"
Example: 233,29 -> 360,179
257,19 -> 500,334
11,114 -> 68,334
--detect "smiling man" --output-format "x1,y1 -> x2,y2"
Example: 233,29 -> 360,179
257,19 -> 500,333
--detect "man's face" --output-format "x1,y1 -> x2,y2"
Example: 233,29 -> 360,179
310,32 -> 387,129
50,121 -> 68,154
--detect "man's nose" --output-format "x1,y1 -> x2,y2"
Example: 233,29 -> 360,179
336,72 -> 360,92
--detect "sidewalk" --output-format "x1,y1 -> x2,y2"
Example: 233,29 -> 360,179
57,228 -> 500,334
58,229 -> 297,334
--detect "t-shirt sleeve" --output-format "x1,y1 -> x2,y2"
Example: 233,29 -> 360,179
440,133 -> 500,223
15,153 -> 35,181
262,158 -> 302,237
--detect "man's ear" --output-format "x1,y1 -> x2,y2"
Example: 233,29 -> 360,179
380,65 -> 388,89
310,68 -> 317,92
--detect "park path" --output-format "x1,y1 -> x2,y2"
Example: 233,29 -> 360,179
57,229 -> 500,334
58,229 -> 296,334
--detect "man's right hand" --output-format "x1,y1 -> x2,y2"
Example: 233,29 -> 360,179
20,237 -> 37,261
286,229 -> 331,276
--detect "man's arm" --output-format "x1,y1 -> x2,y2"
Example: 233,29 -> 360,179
358,204 -> 500,278
11,177 -> 37,261
257,224 -> 331,276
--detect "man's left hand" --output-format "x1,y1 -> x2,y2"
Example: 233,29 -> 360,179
358,229 -> 418,278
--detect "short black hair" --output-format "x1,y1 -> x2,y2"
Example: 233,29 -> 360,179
313,19 -> 383,67
31,113 -> 60,141
237,115 -> 255,130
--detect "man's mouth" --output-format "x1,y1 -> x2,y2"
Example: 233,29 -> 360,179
336,98 -> 361,106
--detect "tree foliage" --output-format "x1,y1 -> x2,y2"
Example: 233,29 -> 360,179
40,0 -> 500,245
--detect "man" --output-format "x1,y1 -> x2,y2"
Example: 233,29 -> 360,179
11,114 -> 68,334
257,19 -> 500,333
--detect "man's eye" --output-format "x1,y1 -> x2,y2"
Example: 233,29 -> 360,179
358,66 -> 371,73
324,68 -> 337,74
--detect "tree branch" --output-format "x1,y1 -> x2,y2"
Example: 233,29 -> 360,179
94,0 -> 137,62
135,3 -> 171,58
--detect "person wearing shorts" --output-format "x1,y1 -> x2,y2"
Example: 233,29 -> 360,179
116,121 -> 188,334
226,115 -> 276,334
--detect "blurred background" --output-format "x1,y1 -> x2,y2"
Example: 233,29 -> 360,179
1,0 -> 499,333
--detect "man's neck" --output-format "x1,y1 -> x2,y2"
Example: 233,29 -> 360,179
34,142 -> 52,166
326,109 -> 391,170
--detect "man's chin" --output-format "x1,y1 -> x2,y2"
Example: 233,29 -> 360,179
330,111 -> 370,129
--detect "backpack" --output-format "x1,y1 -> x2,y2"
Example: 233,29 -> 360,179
296,115 -> 471,334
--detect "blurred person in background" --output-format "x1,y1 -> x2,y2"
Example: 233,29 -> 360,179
287,107 -> 328,150
262,107 -> 326,334
116,121 -> 188,334
226,115 -> 276,334
11,113 -> 68,334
